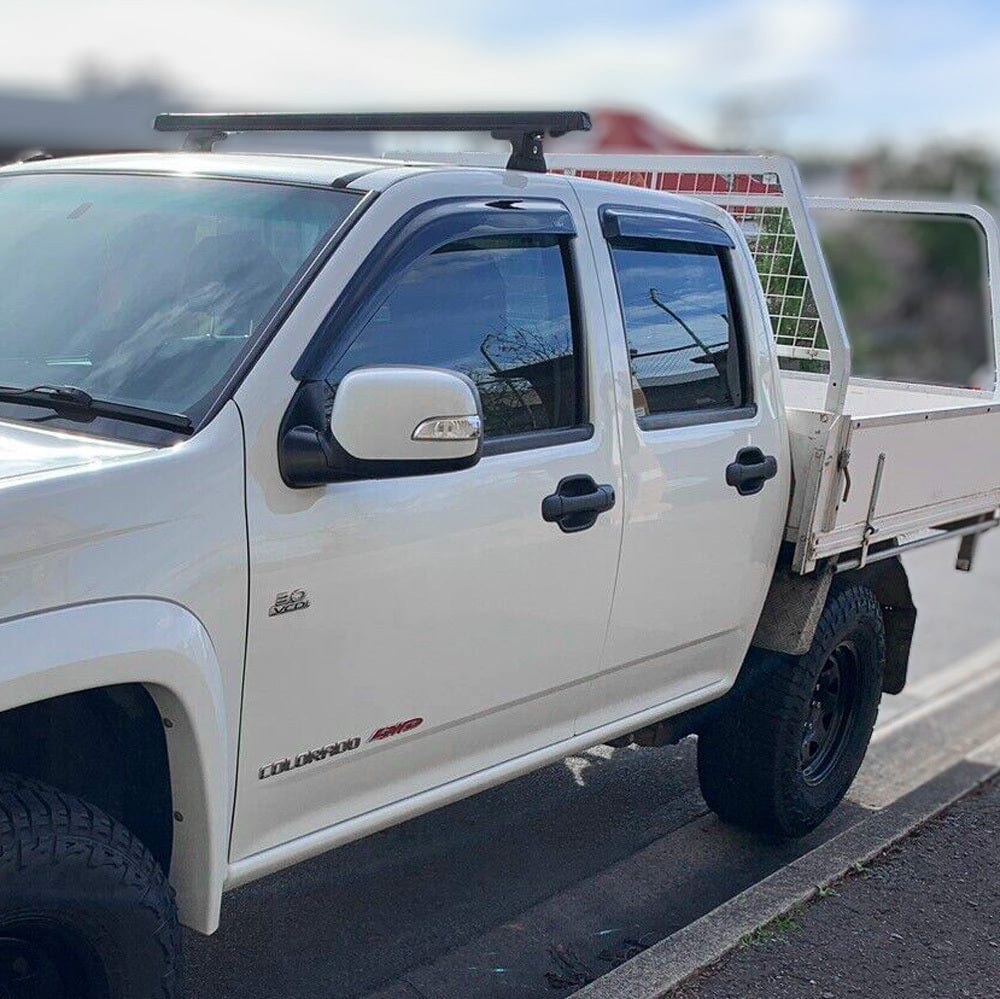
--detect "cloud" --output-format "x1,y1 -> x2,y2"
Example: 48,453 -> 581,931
0,0 -> 860,106
0,0 -> 996,152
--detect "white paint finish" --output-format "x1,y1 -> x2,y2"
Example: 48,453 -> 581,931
332,366 -> 479,460
0,151 -> 403,190
829,408 -> 1000,539
782,370 -> 988,417
0,404 -> 248,931
0,421 -> 148,480
0,601 -> 230,934
568,181 -> 791,727
5,151 -> 999,934
231,169 -> 624,860
0,151 -> 562,198
531,154 -> 1000,575
782,372 -> 1000,565
226,674 -> 731,889
782,408 -> 843,538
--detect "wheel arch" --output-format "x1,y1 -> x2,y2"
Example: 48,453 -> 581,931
753,554 -> 915,694
0,683 -> 174,873
0,599 -> 230,934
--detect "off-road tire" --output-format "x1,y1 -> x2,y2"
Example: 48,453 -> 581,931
0,773 -> 180,998
697,582 -> 886,838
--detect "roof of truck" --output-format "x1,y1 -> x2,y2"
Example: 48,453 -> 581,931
0,151 -> 447,192
0,148 -> 739,230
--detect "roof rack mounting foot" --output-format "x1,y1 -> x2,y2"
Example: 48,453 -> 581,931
494,129 -> 546,173
183,129 -> 228,152
15,148 -> 54,163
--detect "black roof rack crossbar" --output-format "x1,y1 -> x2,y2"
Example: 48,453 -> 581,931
153,111 -> 591,172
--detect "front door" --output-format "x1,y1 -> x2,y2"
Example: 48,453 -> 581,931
232,191 -> 623,861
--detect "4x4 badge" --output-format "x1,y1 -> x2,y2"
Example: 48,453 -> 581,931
269,589 -> 310,617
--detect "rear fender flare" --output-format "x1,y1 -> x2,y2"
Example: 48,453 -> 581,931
753,556 -> 915,694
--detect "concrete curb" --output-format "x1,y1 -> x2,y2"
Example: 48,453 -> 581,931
576,752 -> 1000,999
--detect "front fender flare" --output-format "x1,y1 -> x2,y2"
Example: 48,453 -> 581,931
0,599 -> 230,934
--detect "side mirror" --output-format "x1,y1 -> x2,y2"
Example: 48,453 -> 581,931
279,366 -> 483,487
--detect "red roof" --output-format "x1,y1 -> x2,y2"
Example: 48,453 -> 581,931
550,108 -> 777,195
551,107 -> 711,154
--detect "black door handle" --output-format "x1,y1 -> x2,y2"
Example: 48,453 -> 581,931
726,447 -> 778,496
542,475 -> 616,533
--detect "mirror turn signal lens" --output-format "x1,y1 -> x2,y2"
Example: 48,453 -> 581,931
411,415 -> 482,442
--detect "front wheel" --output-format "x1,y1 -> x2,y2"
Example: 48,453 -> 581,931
0,774 -> 181,998
697,582 -> 886,838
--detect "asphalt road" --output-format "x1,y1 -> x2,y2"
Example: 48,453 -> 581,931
183,530 -> 1000,999
673,774 -> 1000,999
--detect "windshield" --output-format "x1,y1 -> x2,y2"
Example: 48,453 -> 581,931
0,172 -> 360,436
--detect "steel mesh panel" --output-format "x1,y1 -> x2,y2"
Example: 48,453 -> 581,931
561,167 -> 829,362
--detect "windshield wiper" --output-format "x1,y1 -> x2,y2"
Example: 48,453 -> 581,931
0,384 -> 194,435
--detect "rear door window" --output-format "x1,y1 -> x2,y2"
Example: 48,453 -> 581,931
607,236 -> 748,424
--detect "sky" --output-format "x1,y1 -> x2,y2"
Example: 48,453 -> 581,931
2,0 -> 999,154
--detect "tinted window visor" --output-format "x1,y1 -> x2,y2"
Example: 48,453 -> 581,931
293,198 -> 576,380
0,173 -> 360,440
601,206 -> 735,247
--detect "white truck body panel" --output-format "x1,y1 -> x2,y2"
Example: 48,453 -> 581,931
7,150 -> 419,191
0,421 -> 148,478
0,404 -> 249,932
782,371 -> 1000,564
227,167 -> 791,873
0,600 -> 230,934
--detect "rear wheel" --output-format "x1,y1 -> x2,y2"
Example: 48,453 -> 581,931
697,582 -> 885,838
0,774 -> 180,998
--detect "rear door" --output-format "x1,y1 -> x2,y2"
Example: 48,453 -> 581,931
232,179 -> 624,860
571,188 -> 790,733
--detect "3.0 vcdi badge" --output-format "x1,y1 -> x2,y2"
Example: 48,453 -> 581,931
269,589 -> 310,617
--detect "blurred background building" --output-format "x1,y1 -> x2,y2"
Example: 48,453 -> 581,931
0,74 -> 181,161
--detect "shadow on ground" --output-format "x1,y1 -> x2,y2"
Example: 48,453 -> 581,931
184,740 -> 864,999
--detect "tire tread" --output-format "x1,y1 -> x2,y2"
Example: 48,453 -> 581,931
698,583 -> 885,837
0,773 -> 180,998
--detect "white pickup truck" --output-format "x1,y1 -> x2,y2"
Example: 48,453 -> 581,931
1,112 -> 998,998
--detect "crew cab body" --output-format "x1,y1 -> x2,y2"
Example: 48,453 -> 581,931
0,145 -> 995,965
231,163 -> 790,881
